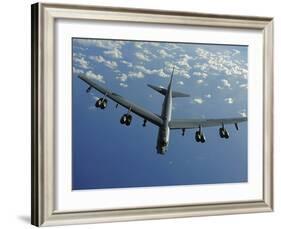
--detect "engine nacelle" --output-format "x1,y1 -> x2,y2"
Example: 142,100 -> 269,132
95,98 -> 102,108
195,131 -> 206,143
100,99 -> 107,109
120,114 -> 132,126
95,98 -> 107,109
219,127 -> 229,139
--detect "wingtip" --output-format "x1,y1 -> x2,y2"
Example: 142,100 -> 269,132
78,75 -> 88,81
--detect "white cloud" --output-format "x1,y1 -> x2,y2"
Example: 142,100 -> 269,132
85,71 -> 105,83
116,73 -> 128,82
116,70 -> 150,82
193,98 -> 204,104
135,52 -> 150,61
149,42 -> 160,47
197,79 -> 204,84
157,69 -> 170,78
74,46 -> 88,51
75,39 -> 125,50
128,71 -> 144,79
205,94 -> 212,98
239,84 -> 248,89
193,71 -> 208,79
177,81 -> 184,85
134,43 -> 158,59
73,67 -> 84,74
164,61 -> 175,70
164,62 -> 191,79
134,42 -> 144,49
159,49 -> 173,58
239,111 -> 247,117
91,55 -> 104,63
221,79 -> 231,88
224,98 -> 234,104
164,43 -> 181,50
103,61 -> 117,69
90,55 -> 118,69
104,48 -> 123,59
238,109 -> 247,117
119,83 -> 128,88
135,65 -> 155,75
177,54 -> 192,69
217,79 -> 231,90
195,47 -> 248,79
176,69 -> 191,79
232,49 -> 241,56
194,63 -> 209,72
121,60 -> 133,67
73,56 -> 89,69
143,48 -> 157,59
135,65 -> 169,78
73,52 -> 86,58
196,48 -> 210,59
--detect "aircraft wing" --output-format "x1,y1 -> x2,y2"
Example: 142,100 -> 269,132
169,117 -> 247,129
79,75 -> 163,127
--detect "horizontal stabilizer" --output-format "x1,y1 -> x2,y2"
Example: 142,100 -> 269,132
172,91 -> 190,98
147,84 -> 190,98
147,84 -> 167,96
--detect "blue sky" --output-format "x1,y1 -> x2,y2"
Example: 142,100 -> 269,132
72,38 -> 248,190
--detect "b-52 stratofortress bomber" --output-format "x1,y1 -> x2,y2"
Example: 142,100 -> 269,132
79,67 -> 247,155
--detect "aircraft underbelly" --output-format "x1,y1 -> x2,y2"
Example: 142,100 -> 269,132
156,126 -> 170,154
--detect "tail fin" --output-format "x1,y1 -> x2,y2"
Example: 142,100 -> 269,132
169,66 -> 175,88
147,84 -> 190,97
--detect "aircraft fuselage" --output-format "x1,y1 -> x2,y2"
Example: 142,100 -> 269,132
156,80 -> 173,154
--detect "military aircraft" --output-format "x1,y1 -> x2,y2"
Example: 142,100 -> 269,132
79,67 -> 247,155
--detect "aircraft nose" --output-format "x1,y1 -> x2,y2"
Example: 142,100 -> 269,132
157,147 -> 167,155
157,151 -> 165,155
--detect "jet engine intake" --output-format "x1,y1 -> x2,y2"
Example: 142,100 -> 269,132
219,127 -> 229,139
120,114 -> 132,126
95,98 -> 107,109
195,130 -> 206,143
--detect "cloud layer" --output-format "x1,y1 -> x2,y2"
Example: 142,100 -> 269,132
72,39 -> 248,115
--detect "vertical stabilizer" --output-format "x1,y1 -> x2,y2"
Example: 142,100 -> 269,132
168,66 -> 175,90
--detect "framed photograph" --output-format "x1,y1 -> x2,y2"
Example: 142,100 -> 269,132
31,3 -> 274,227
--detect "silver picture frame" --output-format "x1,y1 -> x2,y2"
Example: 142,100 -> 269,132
31,2 -> 274,227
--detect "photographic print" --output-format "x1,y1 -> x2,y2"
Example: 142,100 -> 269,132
32,4 -> 273,226
72,38 -> 248,190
